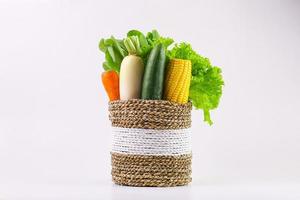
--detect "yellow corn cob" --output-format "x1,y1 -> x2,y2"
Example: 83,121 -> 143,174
164,59 -> 191,104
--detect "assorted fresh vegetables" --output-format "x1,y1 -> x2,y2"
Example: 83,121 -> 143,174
99,30 -> 224,125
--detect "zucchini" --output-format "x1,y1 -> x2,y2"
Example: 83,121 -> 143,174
141,44 -> 166,100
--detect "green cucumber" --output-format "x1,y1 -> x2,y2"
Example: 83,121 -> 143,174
141,44 -> 166,100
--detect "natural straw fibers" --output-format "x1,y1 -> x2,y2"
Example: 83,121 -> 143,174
109,99 -> 192,187
111,153 -> 192,187
109,99 -> 192,130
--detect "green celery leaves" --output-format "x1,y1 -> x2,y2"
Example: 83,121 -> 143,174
99,30 -> 173,72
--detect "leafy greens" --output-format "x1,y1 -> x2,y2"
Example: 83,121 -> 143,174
99,30 -> 173,72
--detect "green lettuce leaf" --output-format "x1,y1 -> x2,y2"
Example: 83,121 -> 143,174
99,36 -> 128,72
168,43 -> 224,125
126,29 -> 174,58
146,30 -> 174,50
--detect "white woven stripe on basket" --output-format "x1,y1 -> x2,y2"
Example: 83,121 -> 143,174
111,127 -> 192,155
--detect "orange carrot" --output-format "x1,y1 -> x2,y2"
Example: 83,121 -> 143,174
101,70 -> 120,101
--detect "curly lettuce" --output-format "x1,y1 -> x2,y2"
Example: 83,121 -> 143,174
168,43 -> 224,125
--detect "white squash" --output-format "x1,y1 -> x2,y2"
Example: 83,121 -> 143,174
119,55 -> 144,100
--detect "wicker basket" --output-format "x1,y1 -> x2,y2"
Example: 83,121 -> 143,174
108,99 -> 192,187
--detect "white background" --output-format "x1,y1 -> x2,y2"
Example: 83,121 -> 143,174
0,0 -> 300,199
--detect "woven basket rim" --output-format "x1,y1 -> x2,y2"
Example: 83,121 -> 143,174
109,99 -> 192,107
108,99 -> 192,130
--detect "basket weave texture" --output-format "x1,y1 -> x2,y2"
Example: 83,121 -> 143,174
109,99 -> 192,129
109,99 -> 192,187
